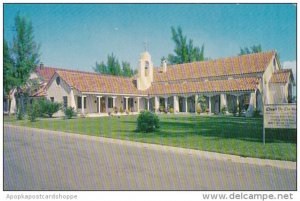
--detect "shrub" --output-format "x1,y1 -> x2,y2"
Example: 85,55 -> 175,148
196,106 -> 202,114
16,107 -> 24,120
136,111 -> 160,133
64,107 -> 76,119
232,106 -> 237,115
39,99 -> 61,118
114,106 -> 118,114
120,107 -> 124,113
169,107 -> 174,113
237,104 -> 242,116
253,108 -> 261,118
159,106 -> 164,112
221,106 -> 227,114
198,95 -> 207,112
26,100 -> 40,122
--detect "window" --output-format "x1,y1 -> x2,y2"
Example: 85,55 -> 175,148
108,97 -> 113,108
77,97 -> 82,109
63,96 -> 68,108
50,97 -> 54,102
145,61 -> 149,69
56,77 -> 60,85
77,96 -> 86,109
145,61 -> 149,76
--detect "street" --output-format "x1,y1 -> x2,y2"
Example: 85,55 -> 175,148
4,124 -> 296,190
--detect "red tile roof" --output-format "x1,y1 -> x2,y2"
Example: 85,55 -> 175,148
153,51 -> 275,82
147,77 -> 260,95
270,69 -> 293,83
42,51 -> 286,96
35,66 -> 61,82
55,70 -> 144,95
30,83 -> 47,97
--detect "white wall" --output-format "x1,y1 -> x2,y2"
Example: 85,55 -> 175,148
86,95 -> 98,113
262,55 -> 277,104
46,74 -> 72,116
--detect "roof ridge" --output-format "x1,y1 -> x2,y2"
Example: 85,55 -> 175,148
55,68 -> 134,80
166,50 -> 276,68
275,69 -> 292,73
151,76 -> 259,84
37,65 -> 135,80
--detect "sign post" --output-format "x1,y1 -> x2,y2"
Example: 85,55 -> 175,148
262,106 -> 265,145
263,115 -> 265,145
263,103 -> 296,144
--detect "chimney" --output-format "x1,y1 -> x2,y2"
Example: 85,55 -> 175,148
161,60 -> 167,73
39,62 -> 44,69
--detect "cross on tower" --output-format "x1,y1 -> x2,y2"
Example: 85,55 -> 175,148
143,41 -> 149,51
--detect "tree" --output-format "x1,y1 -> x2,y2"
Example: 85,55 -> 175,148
9,14 -> 40,114
122,61 -> 135,77
107,53 -> 122,76
94,53 -> 136,77
167,26 -> 205,64
94,61 -> 108,74
12,14 -> 40,86
3,40 -> 17,98
26,99 -> 40,122
239,44 -> 262,55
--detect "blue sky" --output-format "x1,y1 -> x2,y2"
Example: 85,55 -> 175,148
4,4 -> 296,73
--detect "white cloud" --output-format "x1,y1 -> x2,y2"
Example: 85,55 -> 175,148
282,60 -> 296,82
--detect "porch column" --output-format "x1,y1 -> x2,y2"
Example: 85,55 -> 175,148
236,95 -> 239,113
249,91 -> 256,109
195,94 -> 198,113
125,97 -> 129,110
97,96 -> 102,113
246,91 -> 257,117
105,96 -> 108,112
173,95 -> 179,113
220,93 -> 227,113
208,96 -> 212,114
147,98 -> 150,110
81,95 -> 86,114
154,96 -> 159,112
112,96 -> 117,108
10,97 -> 16,114
185,96 -> 188,113
70,89 -> 76,110
165,97 -> 168,109
136,97 -> 140,112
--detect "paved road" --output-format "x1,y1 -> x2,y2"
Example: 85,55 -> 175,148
4,124 -> 296,190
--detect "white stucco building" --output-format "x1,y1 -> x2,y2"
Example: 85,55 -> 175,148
4,50 -> 295,117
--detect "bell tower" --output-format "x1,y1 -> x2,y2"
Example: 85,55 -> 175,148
136,50 -> 153,90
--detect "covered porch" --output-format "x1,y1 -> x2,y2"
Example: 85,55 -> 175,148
70,93 -> 148,116
148,89 -> 262,116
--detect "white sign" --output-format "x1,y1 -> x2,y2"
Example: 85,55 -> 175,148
264,104 -> 296,129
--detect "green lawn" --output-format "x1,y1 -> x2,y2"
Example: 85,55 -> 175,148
4,114 -> 296,161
